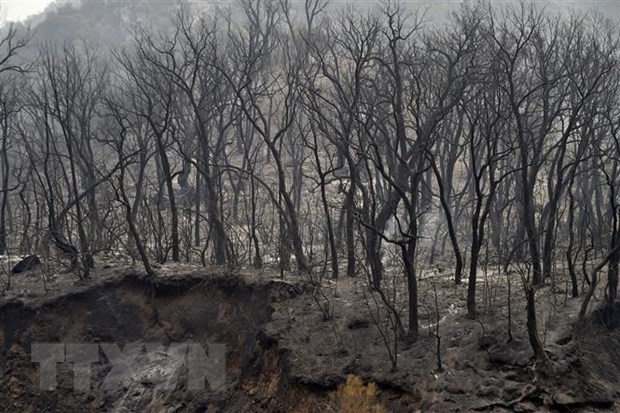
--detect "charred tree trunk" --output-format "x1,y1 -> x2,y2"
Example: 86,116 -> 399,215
525,283 -> 547,364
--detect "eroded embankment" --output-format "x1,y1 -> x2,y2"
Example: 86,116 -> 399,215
0,271 -> 324,412
2,268 -> 618,413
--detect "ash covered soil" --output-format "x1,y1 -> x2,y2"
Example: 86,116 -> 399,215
0,260 -> 618,412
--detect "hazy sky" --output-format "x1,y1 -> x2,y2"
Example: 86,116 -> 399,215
0,0 -> 617,23
1,0 -> 53,22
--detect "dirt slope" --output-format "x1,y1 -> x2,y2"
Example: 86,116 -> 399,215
0,266 -> 617,412
0,268 -> 324,412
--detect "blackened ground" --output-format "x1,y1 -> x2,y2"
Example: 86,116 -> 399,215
0,268 -> 324,412
0,264 -> 618,412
